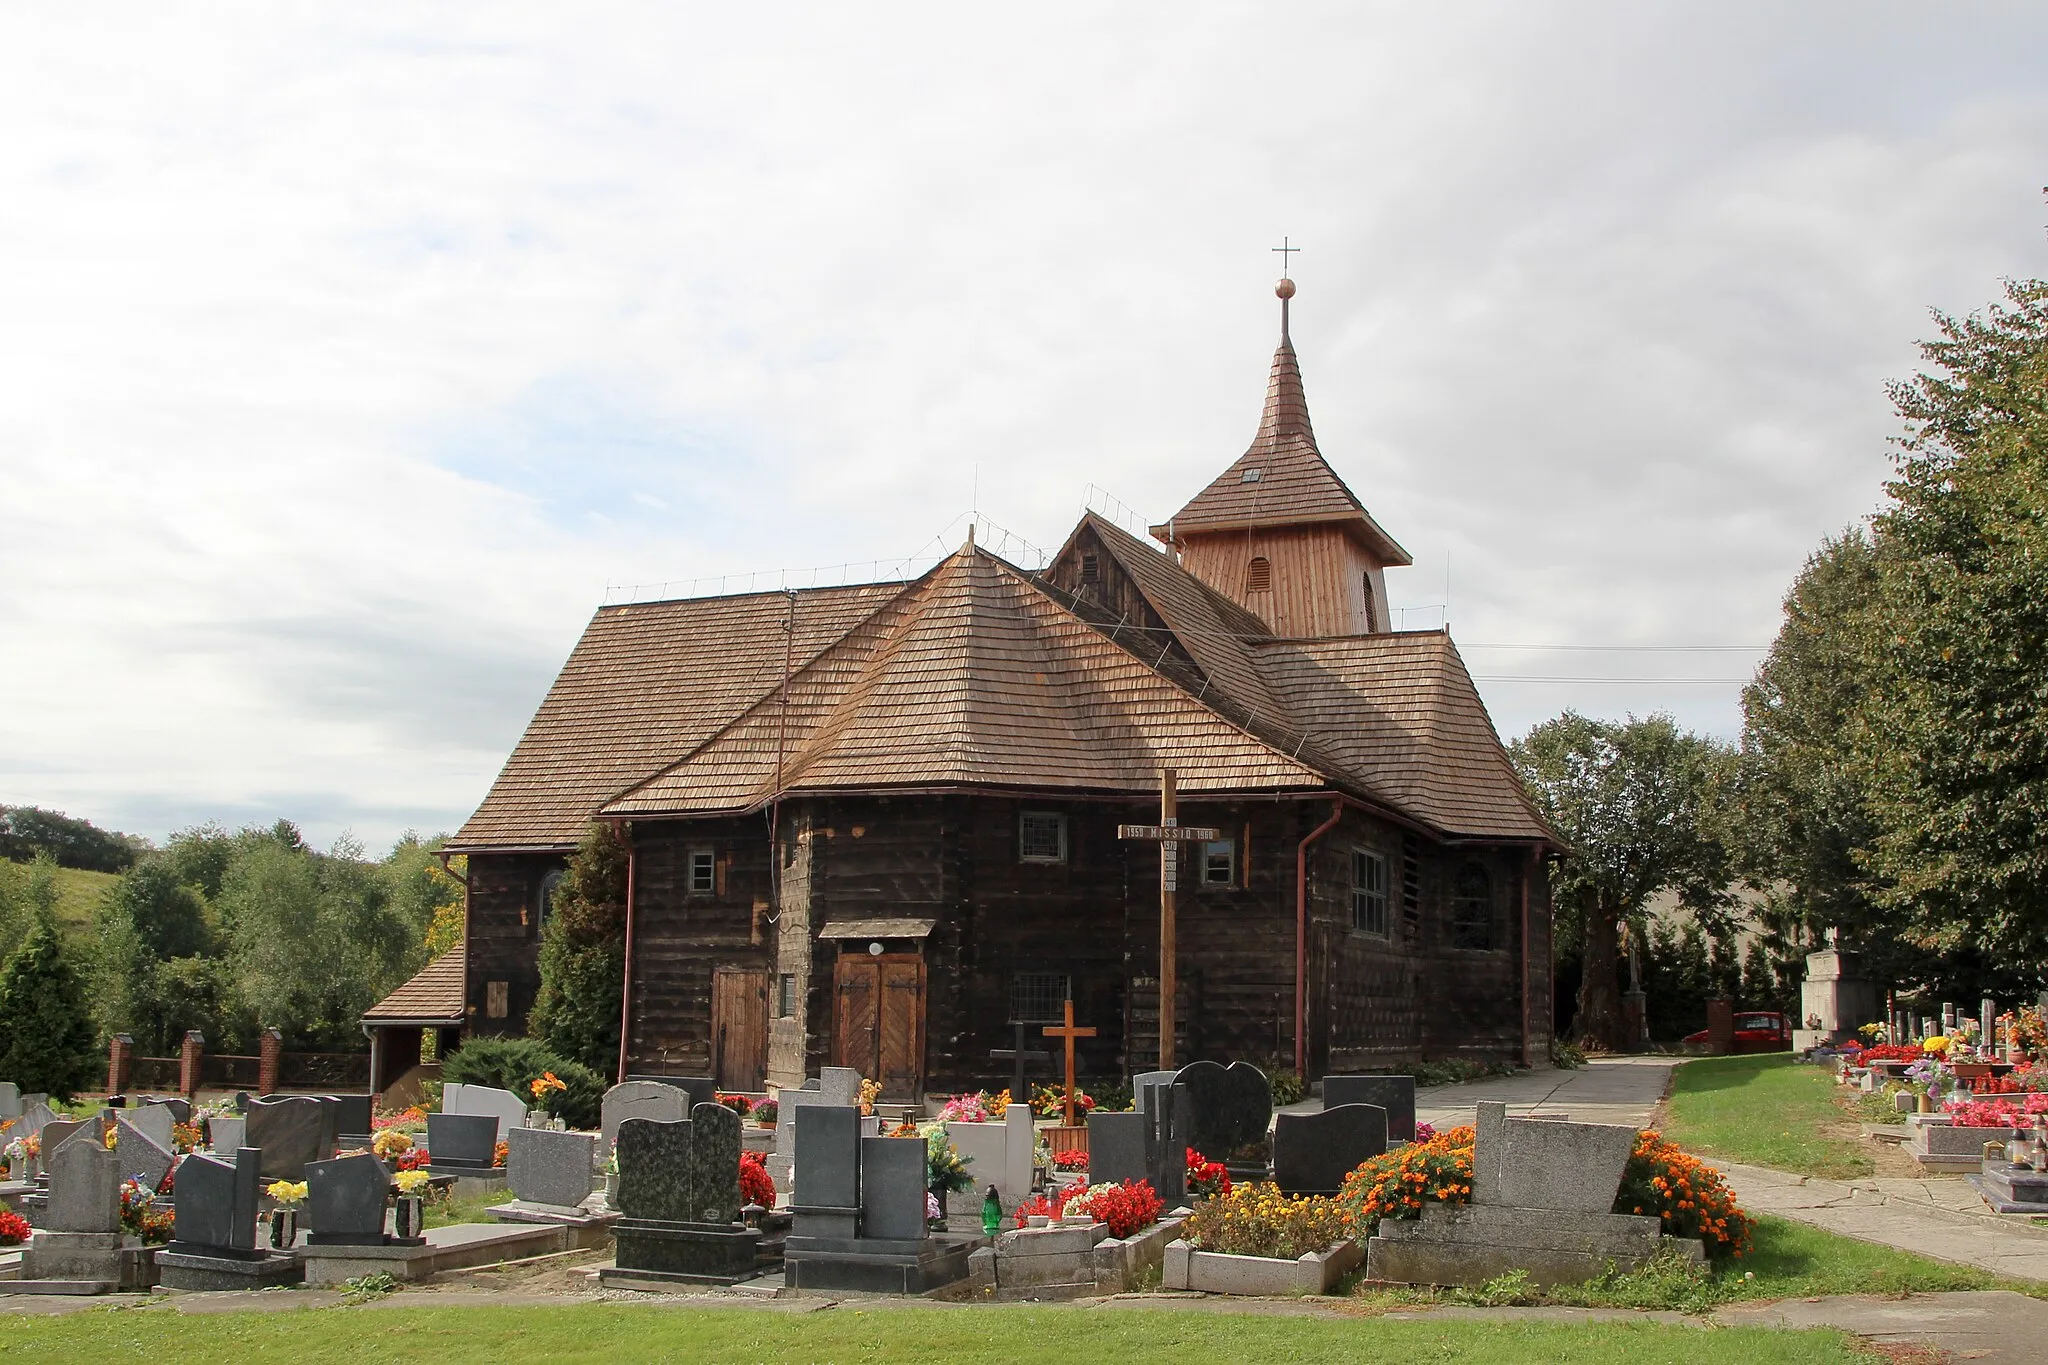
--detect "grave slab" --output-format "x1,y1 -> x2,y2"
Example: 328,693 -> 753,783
1323,1075 -> 1418,1143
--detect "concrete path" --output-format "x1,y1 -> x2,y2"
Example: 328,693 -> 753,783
1411,1056 -> 1680,1131
1717,1160 -> 2048,1283
1716,1290 -> 2048,1363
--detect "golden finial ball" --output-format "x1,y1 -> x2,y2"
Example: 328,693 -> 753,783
1275,277 -> 1296,299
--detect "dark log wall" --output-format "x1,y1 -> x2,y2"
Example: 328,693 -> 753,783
612,794 -> 1553,1093
624,817 -> 771,1075
462,851 -> 563,1036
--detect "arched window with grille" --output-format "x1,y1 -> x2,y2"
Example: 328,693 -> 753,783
1245,556 -> 1272,593
1450,863 -> 1494,950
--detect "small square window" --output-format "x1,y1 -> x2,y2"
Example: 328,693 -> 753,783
1240,467 -> 1263,483
777,973 -> 796,1018
688,849 -> 716,893
1352,848 -> 1390,937
1020,811 -> 1067,863
1201,840 -> 1236,887
1010,972 -> 1071,1024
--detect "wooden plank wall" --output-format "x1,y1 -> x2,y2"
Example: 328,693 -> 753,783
1178,523 -> 1376,638
463,851 -> 562,1036
625,818 -> 770,1075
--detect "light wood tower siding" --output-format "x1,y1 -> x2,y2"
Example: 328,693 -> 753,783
1177,522 -> 1389,638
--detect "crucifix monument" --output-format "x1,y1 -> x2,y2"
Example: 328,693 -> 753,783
1041,998 -> 1097,1126
1118,768 -> 1220,1070
988,1022 -> 1050,1103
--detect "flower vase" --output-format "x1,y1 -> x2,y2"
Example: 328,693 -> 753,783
269,1208 -> 297,1250
5,1157 -> 20,1182
604,1171 -> 619,1204
393,1195 -> 424,1241
1917,1092 -> 1934,1114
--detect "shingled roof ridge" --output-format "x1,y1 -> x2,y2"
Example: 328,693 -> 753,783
598,562 -> 942,811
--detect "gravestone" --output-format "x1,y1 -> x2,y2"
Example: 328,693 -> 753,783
245,1096 -> 337,1180
1141,1077 -> 1193,1204
17,1100 -> 57,1143
124,1103 -> 176,1152
39,1117 -> 99,1161
1273,1103 -> 1387,1196
18,1135 -> 147,1292
207,1115 -> 247,1153
1087,1111 -> 1149,1187
306,1152 -> 402,1246
943,1101 -> 1036,1213
598,1105 -> 760,1287
425,1112 -> 500,1170
443,1084 -> 527,1142
328,1094 -> 374,1146
782,1104 -> 974,1293
623,1075 -> 718,1110
602,1080 -> 688,1154
768,1067 -> 862,1188
1323,1075 -> 1419,1143
1172,1060 -> 1272,1166
1368,1101 -> 1697,1288
505,1127 -> 598,1211
857,1136 -> 928,1241
159,1145 -> 304,1289
0,1081 -> 19,1119
44,1136 -> 121,1233
112,1114 -> 175,1196
1131,1071 -> 1177,1112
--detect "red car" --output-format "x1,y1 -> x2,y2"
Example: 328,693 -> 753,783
1683,1011 -> 1792,1053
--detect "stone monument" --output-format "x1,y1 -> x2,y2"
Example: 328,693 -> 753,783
158,1146 -> 303,1289
782,1105 -> 973,1293
597,1104 -> 761,1287
1793,933 -> 1882,1051
1367,1102 -> 1703,1287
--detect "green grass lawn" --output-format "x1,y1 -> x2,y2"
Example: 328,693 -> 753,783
1662,1054 -> 1874,1179
0,1304 -> 1881,1364
422,1186 -> 505,1230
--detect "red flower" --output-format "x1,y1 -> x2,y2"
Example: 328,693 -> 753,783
739,1151 -> 775,1208
0,1211 -> 28,1246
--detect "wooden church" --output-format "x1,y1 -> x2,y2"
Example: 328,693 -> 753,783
406,281 -> 1560,1100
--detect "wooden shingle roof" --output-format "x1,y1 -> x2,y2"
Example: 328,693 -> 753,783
1150,331 -> 1411,566
1251,632 -> 1554,841
604,548 -> 1328,815
450,582 -> 903,850
362,945 -> 466,1024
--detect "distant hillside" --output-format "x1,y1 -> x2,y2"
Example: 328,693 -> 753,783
0,805 -> 149,873
47,865 -> 118,935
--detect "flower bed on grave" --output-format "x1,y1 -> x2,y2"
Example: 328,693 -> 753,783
1333,1125 -> 1754,1260
1163,1182 -> 1360,1295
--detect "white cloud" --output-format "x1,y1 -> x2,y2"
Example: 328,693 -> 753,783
2,2 -> 2045,847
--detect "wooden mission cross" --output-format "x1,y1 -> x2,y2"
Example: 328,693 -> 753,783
1042,998 -> 1097,1126
1117,769 -> 1220,1070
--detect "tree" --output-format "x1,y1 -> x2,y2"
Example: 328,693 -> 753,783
0,854 -> 59,963
528,822 -> 629,1076
0,906 -> 101,1097
1856,277 -> 2048,983
1512,713 -> 1734,1049
0,805 -> 146,872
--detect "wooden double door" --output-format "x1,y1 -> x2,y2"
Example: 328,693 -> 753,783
833,952 -> 925,1100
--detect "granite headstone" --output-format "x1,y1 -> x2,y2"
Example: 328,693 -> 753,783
45,1136 -> 121,1233
443,1084 -> 526,1140
112,1114 -> 176,1195
1172,1060 -> 1272,1162
305,1152 -> 395,1246
615,1116 -> 695,1224
1273,1102 -> 1387,1195
126,1102 -> 176,1153
170,1147 -> 262,1254
858,1136 -> 928,1242
207,1115 -> 247,1153
245,1095 -> 336,1179
426,1112 -> 500,1170
681,1102 -> 742,1226
1323,1075 -> 1418,1143
506,1126 -> 598,1211
1087,1111 -> 1149,1187
602,1080 -> 688,1154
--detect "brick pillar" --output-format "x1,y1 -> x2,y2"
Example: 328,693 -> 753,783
107,1033 -> 134,1097
258,1028 -> 284,1096
179,1030 -> 205,1097
1706,998 -> 1735,1055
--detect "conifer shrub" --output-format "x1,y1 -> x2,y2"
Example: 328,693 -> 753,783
527,822 -> 627,1075
440,1036 -> 605,1129
0,907 -> 101,1098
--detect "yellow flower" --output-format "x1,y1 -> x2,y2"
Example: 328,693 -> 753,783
394,1170 -> 432,1196
266,1180 -> 308,1206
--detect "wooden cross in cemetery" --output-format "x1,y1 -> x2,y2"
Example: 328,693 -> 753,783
1041,997 -> 1097,1126
989,1021 -> 1050,1103
1117,768 -> 1220,1071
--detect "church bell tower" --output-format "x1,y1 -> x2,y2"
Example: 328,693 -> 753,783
1151,277 -> 1410,637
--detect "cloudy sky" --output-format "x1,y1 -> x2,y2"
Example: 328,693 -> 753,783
3,4 -> 2045,853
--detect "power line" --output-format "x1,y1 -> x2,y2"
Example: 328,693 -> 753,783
1461,643 -> 1767,653
1471,675 -> 1753,685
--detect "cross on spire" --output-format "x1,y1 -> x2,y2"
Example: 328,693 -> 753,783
1272,235 -> 1300,274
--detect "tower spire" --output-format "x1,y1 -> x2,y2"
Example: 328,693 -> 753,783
1271,235 -> 1300,341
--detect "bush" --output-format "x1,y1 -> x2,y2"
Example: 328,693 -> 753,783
0,907 -> 100,1098
1335,1124 -> 1475,1236
1182,1182 -> 1355,1260
440,1037 -> 604,1129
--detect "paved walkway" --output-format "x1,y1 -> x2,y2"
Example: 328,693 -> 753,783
1717,1160 -> 2048,1282
1410,1056 -> 1680,1130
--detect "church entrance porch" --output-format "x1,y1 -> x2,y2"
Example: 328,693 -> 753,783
833,951 -> 925,1101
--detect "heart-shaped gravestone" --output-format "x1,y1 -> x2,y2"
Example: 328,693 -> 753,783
1173,1059 -> 1272,1161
